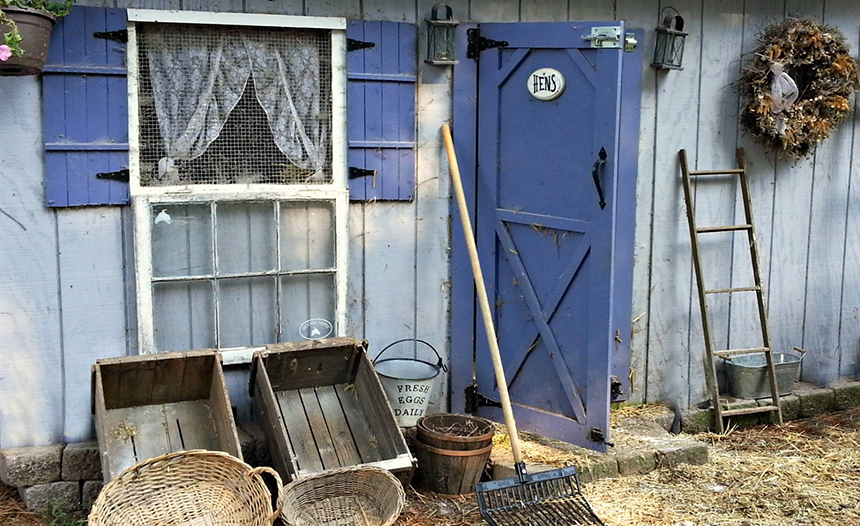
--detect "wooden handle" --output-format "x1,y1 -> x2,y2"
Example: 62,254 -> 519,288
441,124 -> 524,464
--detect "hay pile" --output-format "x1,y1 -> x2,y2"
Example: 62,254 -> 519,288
739,18 -> 860,159
396,406 -> 860,526
0,486 -> 41,526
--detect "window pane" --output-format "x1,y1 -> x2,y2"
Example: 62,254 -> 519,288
153,280 -> 215,351
279,273 -> 335,342
216,202 -> 277,274
219,276 -> 278,348
280,201 -> 335,271
151,204 -> 213,277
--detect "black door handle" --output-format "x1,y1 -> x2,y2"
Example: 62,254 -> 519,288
591,147 -> 608,209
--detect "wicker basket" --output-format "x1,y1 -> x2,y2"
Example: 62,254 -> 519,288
88,450 -> 283,526
281,466 -> 405,526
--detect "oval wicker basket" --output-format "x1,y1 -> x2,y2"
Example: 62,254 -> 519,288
88,450 -> 284,526
281,466 -> 405,526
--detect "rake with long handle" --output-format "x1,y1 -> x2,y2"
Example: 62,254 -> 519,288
442,124 -> 605,526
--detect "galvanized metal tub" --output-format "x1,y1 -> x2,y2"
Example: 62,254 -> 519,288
725,352 -> 801,399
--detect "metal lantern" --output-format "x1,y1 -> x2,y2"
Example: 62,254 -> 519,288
425,3 -> 458,65
652,7 -> 687,70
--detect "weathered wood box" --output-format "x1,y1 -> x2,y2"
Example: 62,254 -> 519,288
251,337 -> 415,484
92,350 -> 242,482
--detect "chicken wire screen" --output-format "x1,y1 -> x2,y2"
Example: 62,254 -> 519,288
136,23 -> 333,186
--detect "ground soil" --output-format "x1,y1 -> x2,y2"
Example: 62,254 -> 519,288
4,406 -> 859,526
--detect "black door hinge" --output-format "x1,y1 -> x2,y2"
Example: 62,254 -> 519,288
589,427 -> 615,447
466,27 -> 509,59
348,167 -> 376,179
347,38 -> 375,52
464,382 -> 503,413
93,29 -> 128,44
96,169 -> 129,182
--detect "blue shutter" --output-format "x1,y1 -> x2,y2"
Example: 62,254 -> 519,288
43,7 -> 129,208
347,21 -> 417,202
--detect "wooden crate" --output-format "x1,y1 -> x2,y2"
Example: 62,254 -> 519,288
91,350 -> 241,482
251,337 -> 415,484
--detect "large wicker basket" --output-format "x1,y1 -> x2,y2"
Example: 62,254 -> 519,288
88,450 -> 283,526
281,466 -> 405,526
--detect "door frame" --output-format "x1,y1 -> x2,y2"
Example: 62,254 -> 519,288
450,23 -> 643,435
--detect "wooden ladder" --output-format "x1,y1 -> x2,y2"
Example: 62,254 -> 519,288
679,148 -> 782,433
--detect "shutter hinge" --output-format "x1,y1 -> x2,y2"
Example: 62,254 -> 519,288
96,169 -> 129,182
466,28 -> 508,59
347,38 -> 375,52
93,29 -> 128,44
348,167 -> 376,179
589,427 -> 615,447
464,382 -> 503,413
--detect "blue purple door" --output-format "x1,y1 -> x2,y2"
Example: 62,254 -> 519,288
460,22 -> 640,452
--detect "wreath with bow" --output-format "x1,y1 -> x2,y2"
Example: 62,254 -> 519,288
739,18 -> 860,159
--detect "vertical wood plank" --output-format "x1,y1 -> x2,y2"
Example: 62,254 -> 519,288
333,384 -> 384,463
769,0 -> 823,383
299,388 -> 340,469
315,386 -> 362,465
802,0 -> 860,384
521,0 -> 567,21
181,0 -> 244,11
243,0 -> 303,15
115,0 -> 181,10
0,76 -> 63,448
304,0 -> 361,18
728,0 -> 783,381
569,0 -> 616,21
643,0 -> 703,407
689,0 -> 745,404
363,0 -> 416,22
58,208 -> 128,441
277,390 -> 325,473
616,0 -> 658,403
469,0 -> 520,22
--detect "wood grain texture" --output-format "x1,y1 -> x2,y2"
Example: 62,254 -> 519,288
520,0 -> 567,21
616,0 -> 658,403
243,0 -> 303,15
0,78 -> 63,449
469,0 -> 520,22
569,0 -> 616,21
642,0 -> 704,408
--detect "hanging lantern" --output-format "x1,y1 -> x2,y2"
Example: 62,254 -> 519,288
652,7 -> 687,70
425,3 -> 458,65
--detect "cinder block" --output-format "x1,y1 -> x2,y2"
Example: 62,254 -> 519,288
680,409 -> 714,434
724,400 -> 760,430
833,382 -> 860,411
656,441 -> 708,469
797,388 -> 836,418
82,480 -> 104,512
616,451 -> 657,476
19,481 -> 81,516
577,457 -> 618,483
62,442 -> 101,481
0,445 -> 64,487
759,395 -> 800,424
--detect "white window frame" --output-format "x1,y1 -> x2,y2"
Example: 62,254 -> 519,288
127,10 -> 348,365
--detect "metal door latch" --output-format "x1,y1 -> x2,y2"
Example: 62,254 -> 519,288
581,26 -> 621,48
624,32 -> 638,52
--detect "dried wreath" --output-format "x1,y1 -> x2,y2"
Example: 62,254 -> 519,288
738,18 -> 860,159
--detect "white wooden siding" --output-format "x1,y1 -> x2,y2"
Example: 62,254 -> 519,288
3,0 -> 860,447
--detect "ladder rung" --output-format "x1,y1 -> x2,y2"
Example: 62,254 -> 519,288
688,168 -> 745,176
697,224 -> 752,233
714,347 -> 770,359
722,405 -> 779,417
705,286 -> 761,294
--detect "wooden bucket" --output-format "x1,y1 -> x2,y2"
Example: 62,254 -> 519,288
417,414 -> 494,451
414,441 -> 493,495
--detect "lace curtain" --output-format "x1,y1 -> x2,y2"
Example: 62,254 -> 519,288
142,25 -> 327,184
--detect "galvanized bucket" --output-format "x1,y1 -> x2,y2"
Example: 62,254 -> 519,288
726,352 -> 803,399
373,339 -> 446,427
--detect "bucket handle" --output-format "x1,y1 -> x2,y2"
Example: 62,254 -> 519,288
793,346 -> 807,361
373,338 -> 448,372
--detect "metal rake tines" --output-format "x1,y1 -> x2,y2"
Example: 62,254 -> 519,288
477,473 -> 604,526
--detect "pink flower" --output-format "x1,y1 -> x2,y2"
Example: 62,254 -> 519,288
0,45 -> 11,61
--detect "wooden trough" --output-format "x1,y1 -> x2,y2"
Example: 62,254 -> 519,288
251,337 -> 415,484
91,350 -> 242,482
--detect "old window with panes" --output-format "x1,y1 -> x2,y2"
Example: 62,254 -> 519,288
128,11 -> 347,363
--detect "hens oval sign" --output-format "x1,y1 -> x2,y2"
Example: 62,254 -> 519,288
527,67 -> 565,101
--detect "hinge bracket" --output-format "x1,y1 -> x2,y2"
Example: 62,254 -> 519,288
347,38 -> 375,52
464,382 -> 503,413
93,29 -> 128,44
348,167 -> 376,179
466,28 -> 509,59
96,169 -> 130,182
589,427 -> 615,447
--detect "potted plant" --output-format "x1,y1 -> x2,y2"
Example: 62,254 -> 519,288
0,1 -> 73,76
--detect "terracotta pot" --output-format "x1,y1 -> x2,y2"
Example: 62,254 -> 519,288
0,6 -> 56,76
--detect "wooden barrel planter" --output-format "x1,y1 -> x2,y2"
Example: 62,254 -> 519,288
417,413 -> 494,450
415,413 -> 494,495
